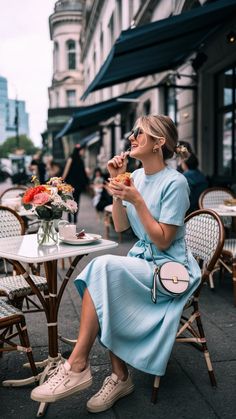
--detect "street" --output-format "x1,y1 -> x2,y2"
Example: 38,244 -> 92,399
0,192 -> 236,419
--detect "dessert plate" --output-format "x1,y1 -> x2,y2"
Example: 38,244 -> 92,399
59,233 -> 102,245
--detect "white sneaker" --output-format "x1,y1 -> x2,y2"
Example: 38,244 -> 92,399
31,361 -> 92,403
87,372 -> 134,413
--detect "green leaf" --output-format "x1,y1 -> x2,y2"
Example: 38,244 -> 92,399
23,203 -> 32,210
36,206 -> 52,221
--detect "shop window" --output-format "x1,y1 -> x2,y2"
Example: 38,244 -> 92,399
216,65 -> 236,176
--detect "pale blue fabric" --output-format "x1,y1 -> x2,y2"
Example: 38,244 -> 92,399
75,166 -> 201,375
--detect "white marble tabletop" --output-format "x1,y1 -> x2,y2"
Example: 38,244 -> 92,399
0,234 -> 118,263
208,205 -> 236,217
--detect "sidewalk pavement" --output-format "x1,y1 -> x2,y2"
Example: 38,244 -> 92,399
0,193 -> 236,419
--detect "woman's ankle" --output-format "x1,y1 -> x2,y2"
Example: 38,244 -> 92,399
68,357 -> 87,373
114,369 -> 129,381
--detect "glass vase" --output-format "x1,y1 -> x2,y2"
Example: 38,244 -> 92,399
37,220 -> 58,246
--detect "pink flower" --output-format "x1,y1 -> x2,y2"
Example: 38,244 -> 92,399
65,199 -> 78,213
32,192 -> 51,206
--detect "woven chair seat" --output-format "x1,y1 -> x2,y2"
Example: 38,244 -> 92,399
0,297 -> 23,319
0,275 -> 48,300
223,239 -> 236,258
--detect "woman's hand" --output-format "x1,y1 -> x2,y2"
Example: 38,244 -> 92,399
107,152 -> 128,178
108,178 -> 142,205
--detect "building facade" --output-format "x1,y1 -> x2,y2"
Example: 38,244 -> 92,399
46,0 -> 84,160
52,0 -> 236,186
0,76 -> 29,144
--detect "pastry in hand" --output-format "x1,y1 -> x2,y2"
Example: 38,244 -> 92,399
113,172 -> 132,186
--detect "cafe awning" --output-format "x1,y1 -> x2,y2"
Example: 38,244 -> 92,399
81,0 -> 236,99
55,87 -> 156,139
78,131 -> 100,148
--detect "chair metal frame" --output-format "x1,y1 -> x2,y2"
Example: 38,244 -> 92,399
0,297 -> 39,386
151,209 -> 225,403
0,206 -> 47,313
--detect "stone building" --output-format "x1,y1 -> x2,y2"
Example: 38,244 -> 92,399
46,0 -> 84,161
54,0 -> 236,186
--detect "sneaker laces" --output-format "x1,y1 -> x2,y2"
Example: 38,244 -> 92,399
45,361 -> 69,389
97,375 -> 118,400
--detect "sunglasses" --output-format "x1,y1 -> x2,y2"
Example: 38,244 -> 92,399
130,127 -> 141,140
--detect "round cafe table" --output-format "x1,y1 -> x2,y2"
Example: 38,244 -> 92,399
0,233 -> 118,416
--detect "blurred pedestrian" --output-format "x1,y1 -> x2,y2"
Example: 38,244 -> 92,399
95,172 -> 112,213
46,160 -> 63,180
180,152 -> 208,214
176,141 -> 193,173
29,151 -> 46,184
62,145 -> 89,223
90,167 -> 104,209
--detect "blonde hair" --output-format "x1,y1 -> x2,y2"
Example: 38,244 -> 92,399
135,115 -> 189,160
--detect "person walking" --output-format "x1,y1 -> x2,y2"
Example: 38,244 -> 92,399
31,115 -> 201,413
62,145 -> 89,223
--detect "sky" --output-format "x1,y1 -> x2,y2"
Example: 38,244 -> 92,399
0,0 -> 56,146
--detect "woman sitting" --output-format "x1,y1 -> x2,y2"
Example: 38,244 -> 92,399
31,115 -> 201,413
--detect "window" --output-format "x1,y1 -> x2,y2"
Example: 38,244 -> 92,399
116,0 -> 122,35
54,42 -> 59,71
216,65 -> 236,176
108,13 -> 114,49
100,30 -> 104,64
66,90 -> 76,107
93,50 -> 96,76
129,0 -> 134,26
66,40 -> 76,70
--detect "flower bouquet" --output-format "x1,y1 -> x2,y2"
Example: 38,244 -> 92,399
22,176 -> 78,246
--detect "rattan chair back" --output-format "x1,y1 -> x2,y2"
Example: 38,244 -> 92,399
185,209 -> 225,278
0,205 -> 25,237
199,187 -> 234,208
0,186 -> 27,202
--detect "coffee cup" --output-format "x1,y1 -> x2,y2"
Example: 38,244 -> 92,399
58,220 -> 76,238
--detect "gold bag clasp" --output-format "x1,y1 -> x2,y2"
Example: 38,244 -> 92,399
172,276 -> 178,284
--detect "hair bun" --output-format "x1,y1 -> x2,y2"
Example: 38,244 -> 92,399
175,144 -> 190,159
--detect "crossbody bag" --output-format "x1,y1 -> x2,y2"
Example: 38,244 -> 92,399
149,243 -> 190,303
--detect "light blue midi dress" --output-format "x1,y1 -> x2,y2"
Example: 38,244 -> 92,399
75,166 -> 201,376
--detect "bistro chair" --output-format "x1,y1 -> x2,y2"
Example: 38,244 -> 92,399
198,187 -> 235,289
0,186 -> 27,202
151,209 -> 225,403
0,296 -> 39,386
198,187 -> 235,233
0,206 -> 48,313
0,185 -> 39,234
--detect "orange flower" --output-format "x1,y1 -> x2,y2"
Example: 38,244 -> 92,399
22,185 -> 48,204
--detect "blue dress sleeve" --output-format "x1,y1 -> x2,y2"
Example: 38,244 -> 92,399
159,175 -> 190,226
